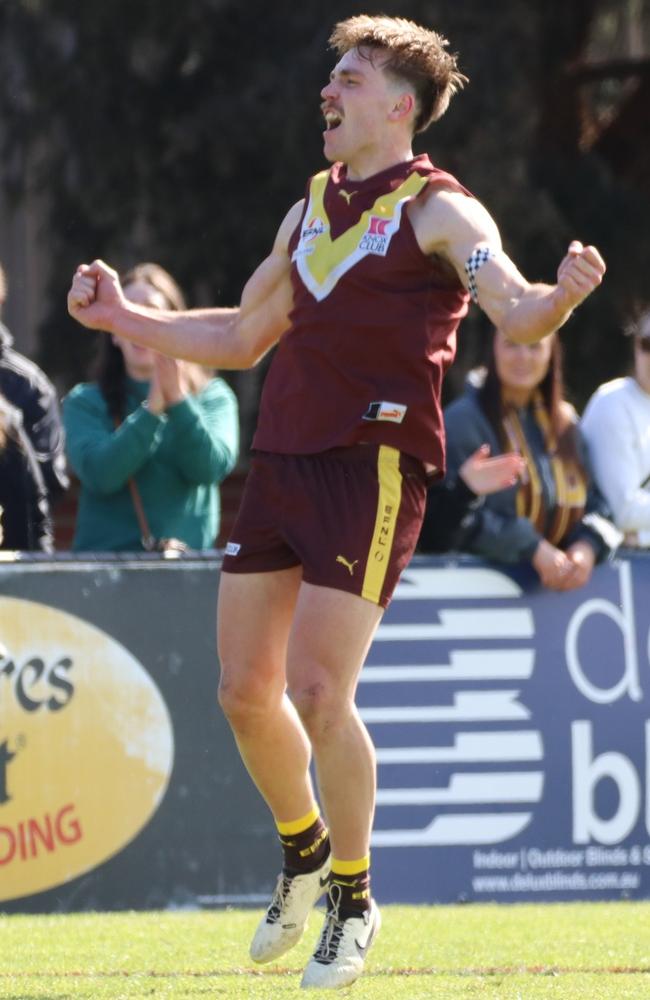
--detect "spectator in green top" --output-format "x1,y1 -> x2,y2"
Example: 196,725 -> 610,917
63,263 -> 239,551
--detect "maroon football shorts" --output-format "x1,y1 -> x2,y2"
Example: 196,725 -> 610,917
221,445 -> 427,608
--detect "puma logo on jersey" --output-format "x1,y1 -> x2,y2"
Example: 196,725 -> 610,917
336,555 -> 358,576
338,189 -> 357,205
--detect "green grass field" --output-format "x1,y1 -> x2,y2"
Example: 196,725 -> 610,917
0,902 -> 649,999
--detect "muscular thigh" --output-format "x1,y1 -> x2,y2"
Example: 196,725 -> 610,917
286,582 -> 383,705
217,567 -> 302,693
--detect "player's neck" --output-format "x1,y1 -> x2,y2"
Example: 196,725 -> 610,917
343,141 -> 414,182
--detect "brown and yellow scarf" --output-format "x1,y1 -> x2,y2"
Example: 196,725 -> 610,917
501,391 -> 587,546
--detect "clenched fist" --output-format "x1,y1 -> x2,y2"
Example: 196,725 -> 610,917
554,241 -> 606,313
67,260 -> 125,332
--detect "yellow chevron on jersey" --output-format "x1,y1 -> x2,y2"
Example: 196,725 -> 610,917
292,169 -> 429,301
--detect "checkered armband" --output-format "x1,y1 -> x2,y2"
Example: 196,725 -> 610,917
464,245 -> 498,304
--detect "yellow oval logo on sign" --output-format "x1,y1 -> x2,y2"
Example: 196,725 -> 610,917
0,596 -> 174,903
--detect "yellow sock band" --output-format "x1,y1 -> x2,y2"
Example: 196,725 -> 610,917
276,805 -> 321,837
331,855 -> 370,876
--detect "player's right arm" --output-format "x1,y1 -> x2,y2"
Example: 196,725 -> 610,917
67,200 -> 304,370
412,187 -> 605,344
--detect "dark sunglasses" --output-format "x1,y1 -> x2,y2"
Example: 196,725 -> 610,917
636,336 -> 650,353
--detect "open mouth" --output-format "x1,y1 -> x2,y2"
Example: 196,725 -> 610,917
323,109 -> 343,131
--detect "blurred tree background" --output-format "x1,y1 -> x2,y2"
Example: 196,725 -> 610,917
0,0 -> 648,448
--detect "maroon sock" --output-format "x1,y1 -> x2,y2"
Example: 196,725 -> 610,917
279,816 -> 330,875
328,869 -> 371,918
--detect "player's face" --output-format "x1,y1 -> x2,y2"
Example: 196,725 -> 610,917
320,47 -> 398,165
113,280 -> 168,380
493,330 -> 554,402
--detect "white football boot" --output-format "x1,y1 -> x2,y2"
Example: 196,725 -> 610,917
300,884 -> 381,989
249,854 -> 331,964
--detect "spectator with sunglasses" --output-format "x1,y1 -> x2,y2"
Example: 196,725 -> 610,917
581,308 -> 650,548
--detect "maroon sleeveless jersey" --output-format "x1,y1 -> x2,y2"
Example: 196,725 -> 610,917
253,154 -> 471,472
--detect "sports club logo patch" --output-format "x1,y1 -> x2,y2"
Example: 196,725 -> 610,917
363,401 -> 408,424
358,215 -> 394,257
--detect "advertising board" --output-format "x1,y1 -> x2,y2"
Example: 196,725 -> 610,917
1,554 -> 649,909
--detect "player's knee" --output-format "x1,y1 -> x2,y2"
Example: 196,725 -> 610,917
218,675 -> 272,729
289,679 -> 347,739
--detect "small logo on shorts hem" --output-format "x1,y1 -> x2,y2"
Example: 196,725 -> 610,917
336,555 -> 359,576
362,401 -> 407,424
225,542 -> 241,556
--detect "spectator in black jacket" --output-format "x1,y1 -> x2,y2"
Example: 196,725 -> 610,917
419,444 -> 524,552
421,330 -> 619,589
0,261 -> 68,501
0,392 -> 53,551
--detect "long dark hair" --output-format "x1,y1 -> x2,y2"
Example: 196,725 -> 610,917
478,331 -> 580,463
93,263 -> 187,422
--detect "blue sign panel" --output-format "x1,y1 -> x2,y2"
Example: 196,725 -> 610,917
361,554 -> 650,903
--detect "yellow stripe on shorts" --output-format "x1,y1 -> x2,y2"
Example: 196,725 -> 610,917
361,446 -> 402,604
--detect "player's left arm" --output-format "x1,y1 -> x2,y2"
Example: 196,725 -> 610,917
416,188 -> 605,343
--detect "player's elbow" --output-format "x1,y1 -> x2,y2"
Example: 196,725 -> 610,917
239,333 -> 280,369
233,314 -> 284,369
246,344 -> 274,368
233,344 -> 263,369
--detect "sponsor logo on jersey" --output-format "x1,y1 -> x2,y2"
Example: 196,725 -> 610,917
358,215 -> 394,257
302,217 -> 327,242
292,217 -> 328,261
363,401 -> 408,424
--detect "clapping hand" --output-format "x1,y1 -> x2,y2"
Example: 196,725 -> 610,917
458,444 -> 524,495
532,538 -> 595,591
147,354 -> 188,414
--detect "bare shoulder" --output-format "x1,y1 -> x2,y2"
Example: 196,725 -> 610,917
273,199 -> 305,255
409,184 -> 502,261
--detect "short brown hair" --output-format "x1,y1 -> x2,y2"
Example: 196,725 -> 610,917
329,15 -> 467,133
